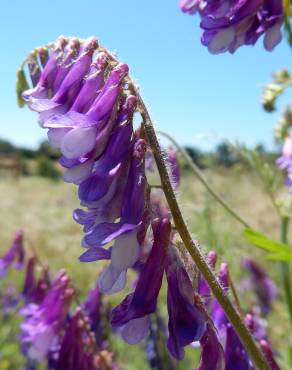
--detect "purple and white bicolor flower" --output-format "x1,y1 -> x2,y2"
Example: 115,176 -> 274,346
0,230 -> 25,278
180,0 -> 283,53
111,218 -> 170,345
43,62 -> 129,162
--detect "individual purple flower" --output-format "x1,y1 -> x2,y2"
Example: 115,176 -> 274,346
22,36 -> 67,101
180,0 -> 283,53
198,251 -> 217,307
22,258 -> 51,304
0,230 -> 25,277
225,323 -> 252,370
196,323 -> 225,370
211,263 -> 229,333
260,340 -> 281,370
54,307 -> 97,370
22,257 -> 37,302
167,147 -> 181,190
82,284 -> 109,349
20,270 -> 73,361
165,246 -> 206,360
242,258 -> 277,315
111,219 -> 170,345
244,312 -> 267,342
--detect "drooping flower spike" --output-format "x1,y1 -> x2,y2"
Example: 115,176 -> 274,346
179,0 -> 284,53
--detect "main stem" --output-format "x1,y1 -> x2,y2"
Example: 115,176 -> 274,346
280,217 -> 292,325
138,99 -> 270,370
157,130 -> 251,229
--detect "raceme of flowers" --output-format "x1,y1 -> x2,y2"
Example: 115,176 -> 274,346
17,35 -> 281,367
179,0 -> 284,54
0,233 -> 118,370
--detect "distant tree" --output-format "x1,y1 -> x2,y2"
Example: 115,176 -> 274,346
216,142 -> 238,167
0,139 -> 15,154
36,156 -> 61,180
184,146 -> 204,168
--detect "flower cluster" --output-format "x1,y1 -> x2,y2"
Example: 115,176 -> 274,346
18,35 -> 282,367
20,36 -> 150,296
179,0 -> 284,53
0,235 -> 119,370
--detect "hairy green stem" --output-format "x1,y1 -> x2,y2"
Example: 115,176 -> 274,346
157,130 -> 251,229
280,217 -> 292,325
137,98 -> 270,370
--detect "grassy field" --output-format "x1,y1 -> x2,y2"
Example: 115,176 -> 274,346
0,167 -> 290,369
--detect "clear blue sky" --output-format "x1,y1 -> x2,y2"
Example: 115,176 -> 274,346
1,0 -> 291,150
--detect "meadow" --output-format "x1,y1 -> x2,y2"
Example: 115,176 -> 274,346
0,164 -> 288,369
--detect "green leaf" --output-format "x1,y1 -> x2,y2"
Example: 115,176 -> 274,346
267,253 -> 292,261
244,228 -> 292,254
16,68 -> 29,108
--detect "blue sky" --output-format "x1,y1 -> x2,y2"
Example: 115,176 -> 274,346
1,0 -> 291,150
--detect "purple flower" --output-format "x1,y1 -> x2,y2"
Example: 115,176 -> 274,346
260,340 -> 281,370
180,0 -> 283,53
165,246 -> 206,360
111,219 -> 170,344
83,139 -> 147,294
167,147 -> 181,190
44,62 -> 128,161
22,258 -> 51,304
243,258 -> 277,315
225,323 -> 252,370
29,37 -> 98,120
22,257 -> 37,302
23,36 -> 68,101
198,251 -> 218,306
83,286 -> 101,330
54,307 -> 97,370
197,323 -> 225,370
20,270 -> 73,361
0,230 -> 25,277
0,284 -> 20,316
